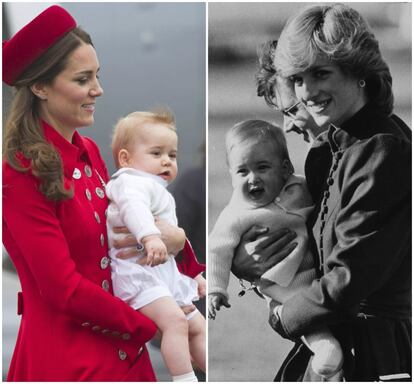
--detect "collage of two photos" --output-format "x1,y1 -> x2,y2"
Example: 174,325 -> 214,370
2,1 -> 412,382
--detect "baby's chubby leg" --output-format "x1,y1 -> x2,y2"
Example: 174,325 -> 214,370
140,297 -> 196,380
187,312 -> 206,372
301,328 -> 344,380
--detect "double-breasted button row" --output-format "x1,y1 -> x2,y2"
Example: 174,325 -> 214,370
318,150 -> 343,271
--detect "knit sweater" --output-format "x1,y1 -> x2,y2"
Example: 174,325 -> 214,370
209,174 -> 316,303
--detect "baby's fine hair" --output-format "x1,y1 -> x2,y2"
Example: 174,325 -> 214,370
111,107 -> 176,168
225,119 -> 291,165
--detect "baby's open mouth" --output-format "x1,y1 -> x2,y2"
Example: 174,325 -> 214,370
159,171 -> 170,179
248,186 -> 264,199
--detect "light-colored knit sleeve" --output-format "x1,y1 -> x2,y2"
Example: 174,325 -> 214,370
209,205 -> 243,300
106,174 -> 161,242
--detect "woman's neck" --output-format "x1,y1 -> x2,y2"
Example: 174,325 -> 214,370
40,115 -> 76,142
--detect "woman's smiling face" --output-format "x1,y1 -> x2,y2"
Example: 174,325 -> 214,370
37,43 -> 103,139
290,58 -> 367,128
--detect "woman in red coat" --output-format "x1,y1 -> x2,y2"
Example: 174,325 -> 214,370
2,6 -> 203,381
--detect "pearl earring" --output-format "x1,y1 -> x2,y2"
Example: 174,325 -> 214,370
358,79 -> 366,88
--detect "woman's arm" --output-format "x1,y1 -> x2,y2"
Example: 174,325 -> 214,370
278,135 -> 411,338
231,226 -> 298,282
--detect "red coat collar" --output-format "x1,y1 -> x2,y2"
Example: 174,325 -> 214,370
41,120 -> 92,178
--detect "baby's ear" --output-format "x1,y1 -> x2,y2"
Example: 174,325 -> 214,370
118,149 -> 131,167
282,159 -> 294,180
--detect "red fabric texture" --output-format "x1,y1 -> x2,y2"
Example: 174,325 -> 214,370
3,5 -> 76,85
3,121 -> 157,381
177,239 -> 206,278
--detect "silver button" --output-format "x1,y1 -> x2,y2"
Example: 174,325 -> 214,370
118,349 -> 127,361
100,233 -> 105,246
100,256 -> 110,269
122,333 -> 131,340
84,165 -> 92,177
81,322 -> 90,327
95,187 -> 105,199
85,189 -> 92,201
112,331 -> 120,337
92,325 -> 101,332
101,328 -> 110,334
73,168 -> 81,179
94,211 -> 101,223
102,279 -> 110,291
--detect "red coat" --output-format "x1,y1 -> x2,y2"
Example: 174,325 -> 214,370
3,121 -> 204,381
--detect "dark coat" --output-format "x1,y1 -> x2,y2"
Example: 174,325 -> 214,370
276,104 -> 411,381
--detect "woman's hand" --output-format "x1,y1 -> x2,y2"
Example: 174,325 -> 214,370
112,227 -> 140,260
113,219 -> 185,263
231,226 -> 298,282
154,217 -> 186,255
268,300 -> 289,339
194,273 -> 206,298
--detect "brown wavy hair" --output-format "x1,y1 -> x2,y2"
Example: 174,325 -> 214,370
3,27 -> 93,201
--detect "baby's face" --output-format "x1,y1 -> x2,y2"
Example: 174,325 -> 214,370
229,138 -> 290,207
128,123 -> 178,183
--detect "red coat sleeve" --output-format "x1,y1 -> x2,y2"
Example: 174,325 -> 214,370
3,164 -> 157,348
176,239 -> 206,278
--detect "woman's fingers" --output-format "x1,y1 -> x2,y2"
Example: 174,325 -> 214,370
112,226 -> 130,234
260,230 -> 297,261
112,234 -> 136,249
242,225 -> 269,242
264,242 -> 298,271
116,246 -> 138,259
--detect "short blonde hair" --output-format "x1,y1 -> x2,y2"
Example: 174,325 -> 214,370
274,3 -> 393,114
111,107 -> 176,168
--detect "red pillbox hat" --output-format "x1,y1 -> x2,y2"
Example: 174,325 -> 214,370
3,5 -> 77,86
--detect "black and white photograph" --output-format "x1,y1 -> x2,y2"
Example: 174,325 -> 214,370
208,2 -> 411,382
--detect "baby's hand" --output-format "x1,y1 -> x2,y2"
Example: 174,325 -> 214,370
141,235 -> 168,267
208,293 -> 230,320
194,274 -> 206,298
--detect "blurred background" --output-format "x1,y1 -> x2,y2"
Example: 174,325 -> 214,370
208,2 -> 411,382
2,2 -> 206,381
